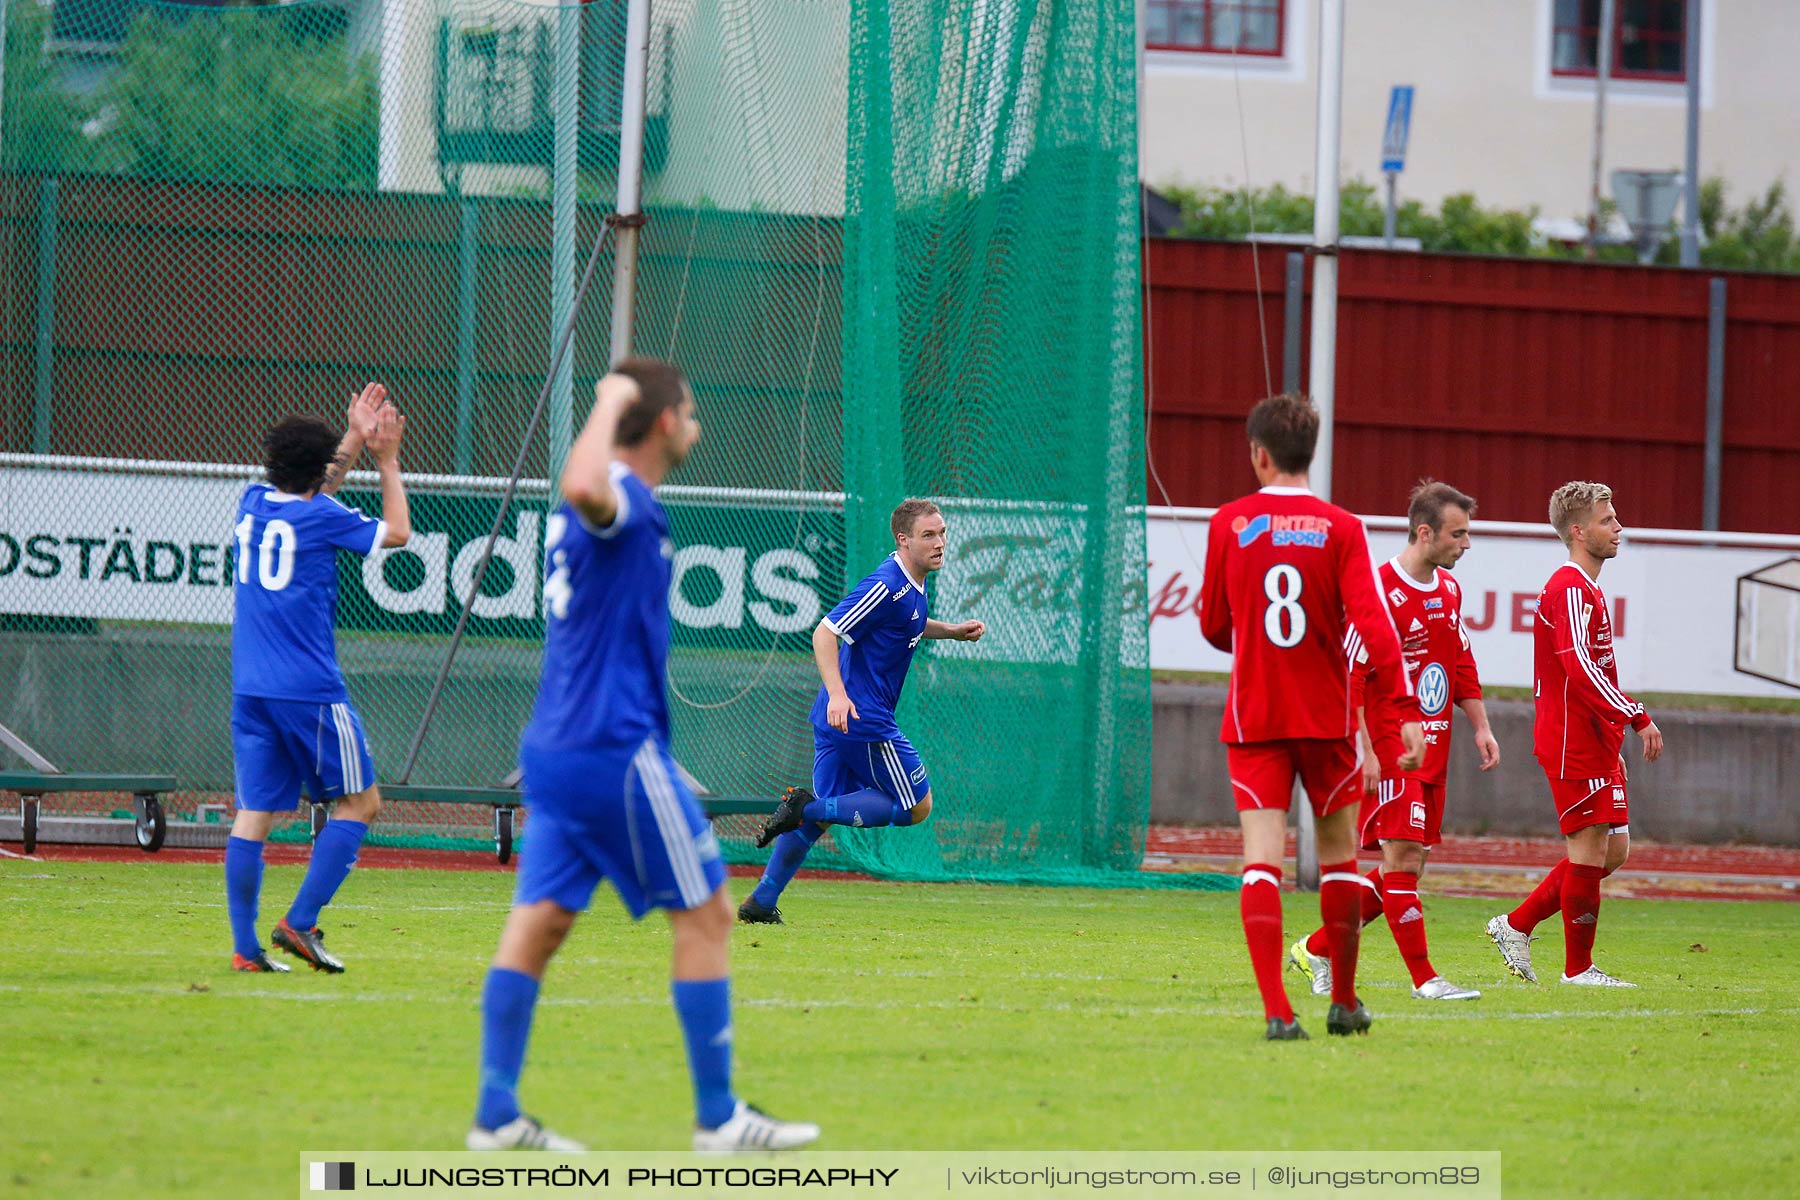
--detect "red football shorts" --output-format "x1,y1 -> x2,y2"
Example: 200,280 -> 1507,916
1358,777 -> 1444,850
1228,738 -> 1363,818
1549,767 -> 1630,835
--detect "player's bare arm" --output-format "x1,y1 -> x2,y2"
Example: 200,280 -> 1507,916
924,619 -> 985,641
321,381 -> 387,496
1639,719 -> 1664,762
1457,698 -> 1501,770
1397,722 -> 1426,772
561,374 -> 640,527
811,622 -> 858,732
1355,709 -> 1380,794
365,402 -> 411,547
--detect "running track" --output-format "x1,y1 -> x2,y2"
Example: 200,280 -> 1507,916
6,827 -> 1796,901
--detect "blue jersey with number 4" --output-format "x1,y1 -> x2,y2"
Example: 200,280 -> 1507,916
810,553 -> 929,742
231,483 -> 385,703
522,463 -> 674,756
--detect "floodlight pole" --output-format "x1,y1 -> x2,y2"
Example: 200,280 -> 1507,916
549,3 -> 583,482
1308,0 -> 1343,505
1680,1 -> 1702,267
1297,0 -> 1348,893
608,0 -> 654,366
1585,0 -> 1616,258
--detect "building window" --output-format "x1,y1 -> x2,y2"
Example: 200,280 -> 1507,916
1146,1 -> 1284,57
1552,0 -> 1688,82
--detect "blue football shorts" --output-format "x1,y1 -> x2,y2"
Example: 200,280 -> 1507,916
515,738 -> 726,918
812,727 -> 931,812
231,694 -> 377,812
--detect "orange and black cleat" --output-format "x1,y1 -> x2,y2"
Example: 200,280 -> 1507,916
272,918 -> 345,973
232,951 -> 291,973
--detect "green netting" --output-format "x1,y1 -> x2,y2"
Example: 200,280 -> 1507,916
1,0 -> 1220,888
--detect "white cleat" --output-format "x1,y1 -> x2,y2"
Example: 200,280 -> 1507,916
1485,915 -> 1539,983
1560,965 -> 1637,988
466,1115 -> 588,1152
1412,975 -> 1482,1001
692,1100 -> 821,1153
1288,938 -> 1332,996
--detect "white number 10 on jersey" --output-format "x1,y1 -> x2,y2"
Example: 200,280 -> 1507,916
234,514 -> 297,592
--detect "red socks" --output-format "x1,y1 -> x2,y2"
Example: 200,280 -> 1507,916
1510,858 -> 1569,933
1240,863 -> 1292,1021
1380,871 -> 1437,987
1319,860 -> 1363,1007
1305,867 -> 1383,956
1561,863 -> 1605,977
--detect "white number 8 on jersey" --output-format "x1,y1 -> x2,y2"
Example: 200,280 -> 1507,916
1263,563 -> 1306,648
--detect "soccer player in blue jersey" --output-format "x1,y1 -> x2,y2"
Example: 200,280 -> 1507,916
225,384 -> 411,973
467,359 -> 820,1153
739,499 -> 985,924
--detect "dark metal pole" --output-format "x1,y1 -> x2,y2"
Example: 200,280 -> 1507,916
1680,0 -> 1702,266
1282,251 -> 1304,394
1586,0 -> 1616,258
1702,276 -> 1726,530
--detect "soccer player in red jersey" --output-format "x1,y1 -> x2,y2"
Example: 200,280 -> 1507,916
1486,481 -> 1664,988
1290,481 -> 1499,1002
1200,394 -> 1425,1041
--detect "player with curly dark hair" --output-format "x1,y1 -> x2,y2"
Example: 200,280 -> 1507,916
224,385 -> 412,975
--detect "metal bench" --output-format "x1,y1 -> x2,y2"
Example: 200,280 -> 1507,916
314,785 -> 775,864
0,771 -> 181,854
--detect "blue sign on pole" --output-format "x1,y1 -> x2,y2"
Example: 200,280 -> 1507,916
1381,86 -> 1415,173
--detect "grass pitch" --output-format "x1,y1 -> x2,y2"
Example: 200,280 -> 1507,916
2,859 -> 1795,1199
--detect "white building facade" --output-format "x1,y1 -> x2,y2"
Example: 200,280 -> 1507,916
1140,0 -> 1794,221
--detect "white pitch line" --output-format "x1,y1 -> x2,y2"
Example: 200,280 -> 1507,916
0,846 -> 43,861
2,979 -> 1792,1023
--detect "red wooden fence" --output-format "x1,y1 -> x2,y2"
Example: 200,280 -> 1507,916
7,174 -> 1799,533
1143,238 -> 1800,532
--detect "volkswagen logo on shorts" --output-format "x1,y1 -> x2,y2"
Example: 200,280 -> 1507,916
1417,662 -> 1449,715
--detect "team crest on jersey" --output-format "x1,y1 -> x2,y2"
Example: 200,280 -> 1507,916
1388,587 -> 1408,607
1417,662 -> 1450,716
1232,513 -> 1329,548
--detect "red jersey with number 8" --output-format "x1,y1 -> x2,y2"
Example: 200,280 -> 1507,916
1200,487 -> 1420,744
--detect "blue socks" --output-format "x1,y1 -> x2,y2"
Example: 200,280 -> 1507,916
286,819 -> 368,931
476,967 -> 541,1131
802,788 -> 896,829
672,978 -> 736,1129
751,822 -> 825,908
476,973 -> 736,1132
225,836 -> 265,957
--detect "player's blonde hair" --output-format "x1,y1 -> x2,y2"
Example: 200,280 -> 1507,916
1549,481 -> 1614,544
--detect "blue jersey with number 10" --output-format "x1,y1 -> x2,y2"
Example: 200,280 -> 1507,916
522,463 -> 674,756
810,553 -> 929,742
230,483 -> 385,703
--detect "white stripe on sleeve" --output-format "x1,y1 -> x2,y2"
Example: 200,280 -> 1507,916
1567,590 -> 1640,717
832,583 -> 889,639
